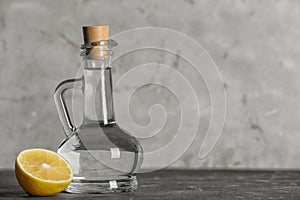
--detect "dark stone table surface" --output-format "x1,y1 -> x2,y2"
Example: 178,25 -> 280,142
1,169 -> 300,199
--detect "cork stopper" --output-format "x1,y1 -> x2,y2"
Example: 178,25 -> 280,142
82,26 -> 109,59
82,25 -> 109,43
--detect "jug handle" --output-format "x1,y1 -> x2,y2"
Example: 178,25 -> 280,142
54,78 -> 83,137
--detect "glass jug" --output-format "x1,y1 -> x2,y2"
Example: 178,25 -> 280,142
54,26 -> 143,193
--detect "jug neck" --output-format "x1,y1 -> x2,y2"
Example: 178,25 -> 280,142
81,41 -> 116,125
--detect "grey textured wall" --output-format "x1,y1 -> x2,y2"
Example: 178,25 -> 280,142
0,0 -> 300,169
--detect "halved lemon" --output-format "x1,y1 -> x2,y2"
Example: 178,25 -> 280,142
15,148 -> 73,196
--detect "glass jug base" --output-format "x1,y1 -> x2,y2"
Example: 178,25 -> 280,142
64,175 -> 138,194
